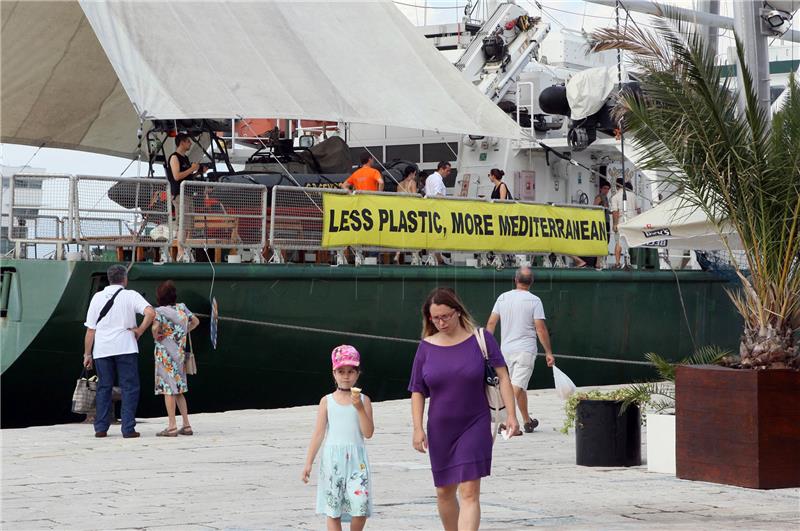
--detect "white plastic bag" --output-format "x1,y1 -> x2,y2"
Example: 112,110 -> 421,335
553,365 -> 577,400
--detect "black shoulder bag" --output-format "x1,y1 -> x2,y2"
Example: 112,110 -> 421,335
95,287 -> 124,326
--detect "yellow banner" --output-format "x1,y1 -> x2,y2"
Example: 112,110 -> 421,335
322,194 -> 608,255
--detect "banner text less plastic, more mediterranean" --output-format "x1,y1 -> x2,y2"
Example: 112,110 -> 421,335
322,194 -> 608,255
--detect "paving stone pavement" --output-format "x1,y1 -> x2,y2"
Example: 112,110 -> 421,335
2,385 -> 798,530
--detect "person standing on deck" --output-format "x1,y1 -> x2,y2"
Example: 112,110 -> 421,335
610,178 -> 640,268
573,178 -> 612,269
83,265 -> 155,438
166,133 -> 207,215
486,267 -> 555,434
394,165 -> 419,264
341,152 -> 384,192
423,161 -> 451,265
424,161 -> 450,197
166,133 -> 207,260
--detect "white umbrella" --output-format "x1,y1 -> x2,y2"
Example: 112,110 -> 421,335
619,195 -> 742,251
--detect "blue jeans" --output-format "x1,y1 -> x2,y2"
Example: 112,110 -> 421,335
94,353 -> 140,434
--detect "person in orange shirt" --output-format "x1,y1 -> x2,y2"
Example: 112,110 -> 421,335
341,152 -> 384,192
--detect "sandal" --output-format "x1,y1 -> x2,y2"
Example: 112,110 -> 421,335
156,427 -> 178,437
178,426 -> 194,436
498,423 -> 524,437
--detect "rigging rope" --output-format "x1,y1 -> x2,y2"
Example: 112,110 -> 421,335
393,1 -> 464,10
193,312 -> 652,366
14,143 -> 44,174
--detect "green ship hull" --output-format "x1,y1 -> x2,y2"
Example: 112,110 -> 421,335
0,259 -> 741,428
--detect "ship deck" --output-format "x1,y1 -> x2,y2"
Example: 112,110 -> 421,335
2,385 -> 797,530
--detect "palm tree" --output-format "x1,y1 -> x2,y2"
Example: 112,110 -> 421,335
589,15 -> 799,370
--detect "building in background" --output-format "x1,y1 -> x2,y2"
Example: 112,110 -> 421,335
1,166 -> 46,255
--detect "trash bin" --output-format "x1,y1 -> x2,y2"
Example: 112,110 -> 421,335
575,400 -> 641,467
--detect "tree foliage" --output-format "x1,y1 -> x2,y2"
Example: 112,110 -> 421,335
590,13 -> 800,369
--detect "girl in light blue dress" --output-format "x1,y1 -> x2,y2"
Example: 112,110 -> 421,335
302,345 -> 374,531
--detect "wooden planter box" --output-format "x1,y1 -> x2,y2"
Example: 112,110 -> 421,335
675,365 -> 800,489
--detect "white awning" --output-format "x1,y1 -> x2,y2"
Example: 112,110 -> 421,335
1,1 -> 142,158
620,195 -> 742,251
79,0 -> 520,138
2,1 -> 519,159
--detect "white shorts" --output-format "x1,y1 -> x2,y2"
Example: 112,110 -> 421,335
504,351 -> 536,389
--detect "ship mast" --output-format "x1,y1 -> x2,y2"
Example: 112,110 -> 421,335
585,0 -> 800,44
585,0 -> 799,122
697,0 -> 720,59
732,1 -> 772,121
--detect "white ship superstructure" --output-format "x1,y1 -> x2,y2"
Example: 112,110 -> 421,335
344,2 -> 640,208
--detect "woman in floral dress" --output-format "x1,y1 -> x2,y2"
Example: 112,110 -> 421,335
151,280 -> 199,437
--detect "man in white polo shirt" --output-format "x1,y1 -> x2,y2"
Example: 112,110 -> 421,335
486,266 -> 555,434
83,265 -> 155,438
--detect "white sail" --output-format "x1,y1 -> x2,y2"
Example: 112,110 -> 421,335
1,1 -> 520,159
0,1 -> 142,157
79,0 -> 520,138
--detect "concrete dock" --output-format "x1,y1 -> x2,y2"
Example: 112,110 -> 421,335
2,385 -> 798,530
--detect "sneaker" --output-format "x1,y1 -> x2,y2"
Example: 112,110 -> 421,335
524,418 -> 539,433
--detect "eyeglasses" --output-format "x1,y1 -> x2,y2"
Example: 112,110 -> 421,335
430,310 -> 458,324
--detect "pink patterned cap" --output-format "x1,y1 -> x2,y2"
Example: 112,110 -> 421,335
331,345 -> 360,369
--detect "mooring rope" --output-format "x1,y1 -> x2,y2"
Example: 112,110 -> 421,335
193,313 -> 652,366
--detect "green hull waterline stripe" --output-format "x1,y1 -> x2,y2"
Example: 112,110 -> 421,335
195,313 -> 652,367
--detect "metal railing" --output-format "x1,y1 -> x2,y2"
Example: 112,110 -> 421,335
7,174 -> 74,258
74,175 -> 172,248
269,186 -> 345,251
6,174 -> 272,261
178,180 -> 268,255
5,174 -> 662,269
268,186 -> 611,266
516,81 -> 535,138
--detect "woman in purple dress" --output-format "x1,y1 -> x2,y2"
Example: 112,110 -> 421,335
409,288 -> 518,530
